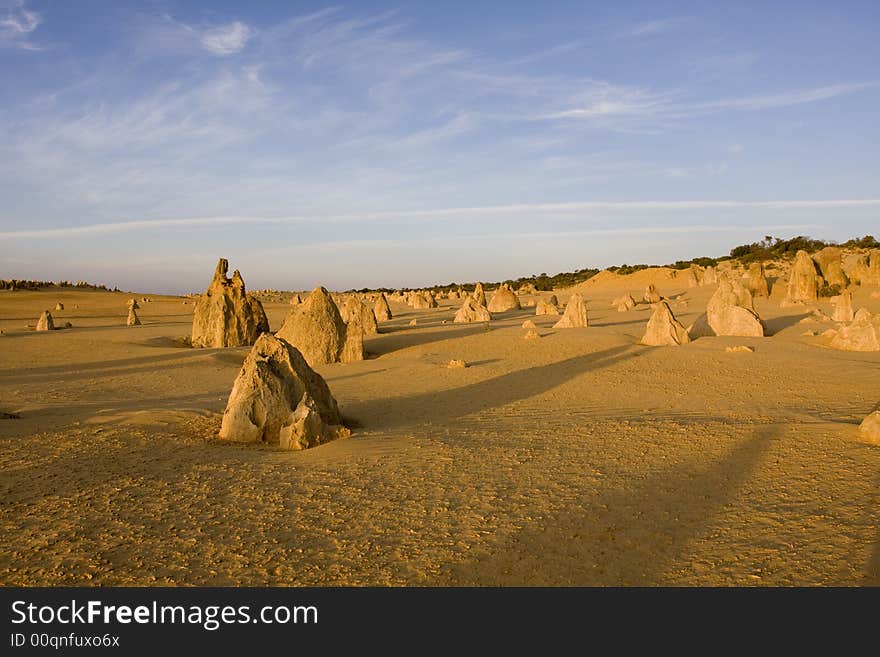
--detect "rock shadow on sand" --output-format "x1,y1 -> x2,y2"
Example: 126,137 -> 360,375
762,312 -> 812,336
344,345 -> 637,429
438,424 -> 777,585
0,351 -> 218,384
367,325 -> 492,356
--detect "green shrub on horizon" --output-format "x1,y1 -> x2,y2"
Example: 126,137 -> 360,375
306,234 -> 880,296
727,234 -> 878,264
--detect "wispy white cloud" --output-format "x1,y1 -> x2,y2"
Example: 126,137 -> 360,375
690,51 -> 763,79
542,81 -> 879,123
200,21 -> 255,55
541,96 -> 667,120
627,18 -> 683,37
388,113 -> 475,148
250,223 -> 828,259
0,0 -> 41,50
422,223 -> 824,243
508,41 -> 583,66
691,82 -> 880,112
11,67 -> 270,159
136,14 -> 255,57
3,199 -> 877,240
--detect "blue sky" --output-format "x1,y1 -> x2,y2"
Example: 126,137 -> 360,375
1,0 -> 878,292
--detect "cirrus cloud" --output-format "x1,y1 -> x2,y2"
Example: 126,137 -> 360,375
0,0 -> 41,50
200,21 -> 255,55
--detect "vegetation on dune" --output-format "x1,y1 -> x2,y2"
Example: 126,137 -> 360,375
355,268 -> 603,294
0,279 -> 117,292
344,234 -> 878,294
728,234 -> 879,263
844,235 -> 880,249
664,256 -> 726,270
607,264 -> 650,275
502,269 -> 601,291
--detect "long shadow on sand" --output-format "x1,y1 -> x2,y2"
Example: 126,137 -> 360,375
1,433 -> 253,507
0,392 -> 242,503
325,368 -> 389,382
762,312 -> 811,336
591,317 -> 650,328
367,324 -> 491,356
0,350 -> 220,382
2,390 -> 227,428
436,424 -> 776,585
344,344 -> 638,429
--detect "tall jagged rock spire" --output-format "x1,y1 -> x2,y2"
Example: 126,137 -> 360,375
191,258 -> 270,348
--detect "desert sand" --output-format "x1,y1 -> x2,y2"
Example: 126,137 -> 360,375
1,265 -> 879,586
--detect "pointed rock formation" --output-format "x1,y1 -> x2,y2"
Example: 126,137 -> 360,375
613,294 -> 637,312
640,302 -> 691,346
869,250 -> 880,286
411,291 -> 437,309
523,329 -> 541,340
340,326 -> 365,363
488,284 -> 521,312
690,275 -> 764,337
553,293 -> 589,328
683,267 -> 700,288
275,286 -> 359,366
341,296 -> 378,336
813,247 -> 849,288
127,298 -> 140,310
701,267 -> 718,285
218,334 -> 347,449
280,393 -> 351,451
126,307 -> 141,326
535,297 -> 560,316
473,283 -> 487,307
783,250 -> 821,305
249,295 -> 269,330
454,295 -> 492,323
54,302 -> 64,311
746,262 -> 770,298
522,319 -> 537,329
191,259 -> 270,348
849,255 -> 871,285
339,299 -> 368,364
859,411 -> 880,445
829,308 -> 880,351
643,284 -> 661,304
832,289 -> 854,323
35,311 -> 54,332
374,293 -> 393,321
290,293 -> 303,306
